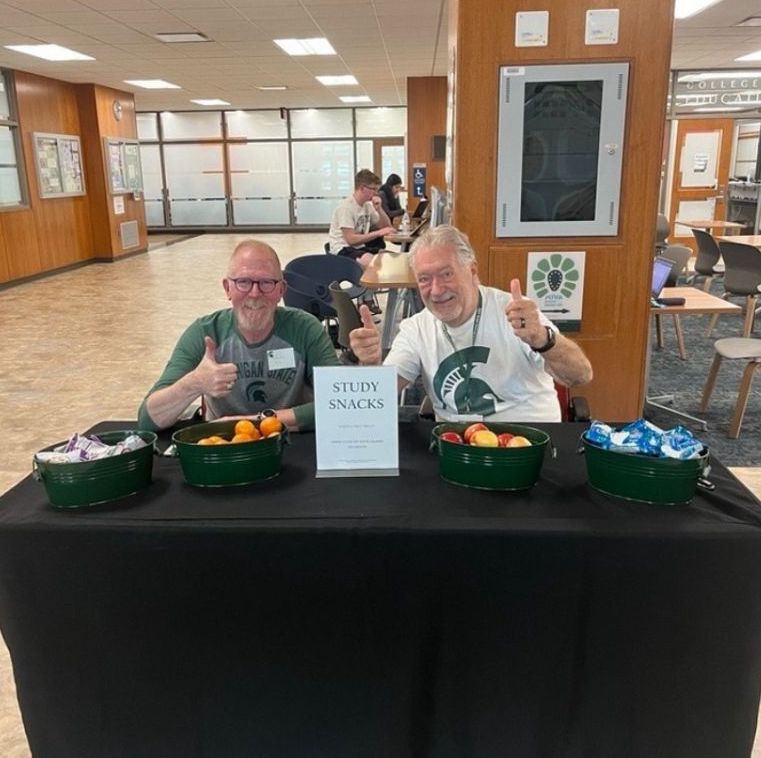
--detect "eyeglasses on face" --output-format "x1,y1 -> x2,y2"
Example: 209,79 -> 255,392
363,184 -> 380,193
228,277 -> 281,294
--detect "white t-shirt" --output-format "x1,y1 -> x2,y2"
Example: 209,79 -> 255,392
327,196 -> 380,253
384,285 -> 561,422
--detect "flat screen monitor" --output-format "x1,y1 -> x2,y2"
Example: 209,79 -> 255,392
496,62 -> 629,237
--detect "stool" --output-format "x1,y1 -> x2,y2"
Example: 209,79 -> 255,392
699,337 -> 761,438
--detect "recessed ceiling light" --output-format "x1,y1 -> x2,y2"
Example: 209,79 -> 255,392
735,51 -> 761,62
736,16 -> 761,27
155,32 -> 210,43
256,85 -> 288,91
674,0 -> 723,20
274,38 -> 335,56
316,75 -> 358,87
4,44 -> 94,61
190,98 -> 229,106
124,79 -> 181,89
340,95 -> 371,103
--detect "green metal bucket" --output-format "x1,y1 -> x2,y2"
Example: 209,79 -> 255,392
431,422 -> 550,491
33,430 -> 157,509
581,435 -> 710,505
172,420 -> 285,487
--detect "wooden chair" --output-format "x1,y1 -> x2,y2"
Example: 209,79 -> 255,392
699,337 -> 761,438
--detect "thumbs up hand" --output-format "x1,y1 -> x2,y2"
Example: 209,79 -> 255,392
196,336 -> 239,397
349,304 -> 383,365
504,278 -> 544,347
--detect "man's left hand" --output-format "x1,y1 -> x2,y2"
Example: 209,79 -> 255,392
505,278 -> 546,349
371,195 -> 382,211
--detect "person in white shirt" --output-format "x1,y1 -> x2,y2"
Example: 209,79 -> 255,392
349,224 -> 593,422
327,169 -> 395,267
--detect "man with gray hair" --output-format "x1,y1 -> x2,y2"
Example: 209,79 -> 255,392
349,225 -> 593,422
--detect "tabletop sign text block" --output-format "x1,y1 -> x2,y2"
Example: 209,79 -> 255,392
313,365 -> 399,477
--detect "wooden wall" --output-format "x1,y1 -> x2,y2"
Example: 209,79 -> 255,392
448,0 -> 675,420
407,77 -> 448,207
0,71 -> 144,287
78,84 -> 147,259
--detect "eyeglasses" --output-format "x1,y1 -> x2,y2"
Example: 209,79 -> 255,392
228,277 -> 281,294
363,184 -> 380,193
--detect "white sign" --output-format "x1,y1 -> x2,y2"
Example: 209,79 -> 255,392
113,195 -> 125,215
313,366 -> 399,477
585,9 -> 619,45
527,251 -> 586,325
515,11 -> 549,47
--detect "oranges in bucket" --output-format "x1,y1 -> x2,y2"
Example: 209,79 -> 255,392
196,417 -> 282,446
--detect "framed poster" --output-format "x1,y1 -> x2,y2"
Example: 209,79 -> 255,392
33,132 -> 86,198
104,137 -> 143,195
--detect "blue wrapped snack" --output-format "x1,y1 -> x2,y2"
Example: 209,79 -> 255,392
616,419 -> 664,456
661,425 -> 703,460
586,421 -> 614,448
585,419 -> 706,460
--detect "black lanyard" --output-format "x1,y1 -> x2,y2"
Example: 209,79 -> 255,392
440,292 -> 482,413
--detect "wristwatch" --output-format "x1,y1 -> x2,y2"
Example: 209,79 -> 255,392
532,326 -> 556,354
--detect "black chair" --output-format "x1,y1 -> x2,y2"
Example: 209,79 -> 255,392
285,254 -> 366,300
690,228 -> 724,292
282,270 -> 336,320
653,244 -> 693,359
655,213 -> 670,254
708,240 -> 761,337
328,281 -> 363,363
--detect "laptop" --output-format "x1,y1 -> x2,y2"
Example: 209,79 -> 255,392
412,199 -> 429,219
651,256 -> 685,306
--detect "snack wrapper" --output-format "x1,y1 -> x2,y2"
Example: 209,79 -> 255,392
40,432 -> 148,464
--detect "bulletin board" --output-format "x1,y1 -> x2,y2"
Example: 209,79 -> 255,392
104,137 -> 144,195
33,132 -> 86,198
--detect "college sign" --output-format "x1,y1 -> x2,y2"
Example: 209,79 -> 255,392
674,72 -> 761,112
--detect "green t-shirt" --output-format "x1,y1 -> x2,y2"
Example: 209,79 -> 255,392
138,307 -> 339,431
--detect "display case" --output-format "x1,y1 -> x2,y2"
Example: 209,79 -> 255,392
496,62 -> 629,237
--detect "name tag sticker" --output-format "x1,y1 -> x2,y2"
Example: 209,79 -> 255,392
267,348 -> 295,371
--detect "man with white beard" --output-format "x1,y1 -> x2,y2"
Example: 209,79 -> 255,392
138,240 -> 339,432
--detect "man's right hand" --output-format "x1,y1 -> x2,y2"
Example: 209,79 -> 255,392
349,305 -> 383,365
195,336 -> 239,397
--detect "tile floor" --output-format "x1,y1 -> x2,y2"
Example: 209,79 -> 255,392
0,233 -> 759,757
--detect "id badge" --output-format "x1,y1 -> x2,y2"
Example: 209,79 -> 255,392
267,347 -> 296,371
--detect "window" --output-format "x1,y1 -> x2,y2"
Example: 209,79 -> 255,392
0,70 -> 28,209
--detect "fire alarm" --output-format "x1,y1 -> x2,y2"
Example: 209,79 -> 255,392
112,100 -> 123,121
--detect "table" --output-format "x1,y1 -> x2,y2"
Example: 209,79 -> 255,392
387,217 -> 429,251
652,286 -> 742,359
361,251 -> 422,349
716,234 -> 761,246
678,219 -> 745,234
648,286 -> 742,426
1,421 -> 761,758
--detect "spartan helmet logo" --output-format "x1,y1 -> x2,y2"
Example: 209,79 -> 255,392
245,381 -> 267,403
432,346 -> 502,415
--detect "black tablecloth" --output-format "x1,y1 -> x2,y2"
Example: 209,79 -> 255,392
1,422 -> 761,758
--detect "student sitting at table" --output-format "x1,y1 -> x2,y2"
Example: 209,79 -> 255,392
326,168 -> 395,268
378,173 -> 405,220
348,224 -> 593,421
137,240 -> 340,432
